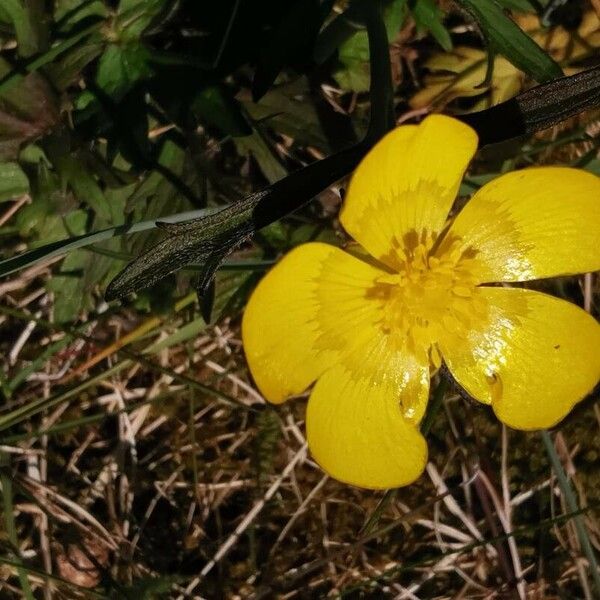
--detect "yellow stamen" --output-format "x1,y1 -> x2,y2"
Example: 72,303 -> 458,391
372,230 -> 485,368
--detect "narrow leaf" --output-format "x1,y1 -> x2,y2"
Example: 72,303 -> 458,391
0,209 -> 216,278
455,0 -> 562,82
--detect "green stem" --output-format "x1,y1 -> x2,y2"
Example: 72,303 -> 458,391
0,453 -> 35,599
541,430 -> 600,596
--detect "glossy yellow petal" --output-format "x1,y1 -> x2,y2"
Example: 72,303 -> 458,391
439,287 -> 600,430
340,115 -> 478,269
306,363 -> 429,489
242,242 -> 390,403
443,167 -> 600,282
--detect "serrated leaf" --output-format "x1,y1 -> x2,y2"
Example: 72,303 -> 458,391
104,193 -> 261,301
455,0 -> 562,83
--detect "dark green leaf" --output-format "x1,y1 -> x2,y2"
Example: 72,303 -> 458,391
411,0 -> 452,51
234,129 -> 288,184
0,208 -> 215,278
0,58 -> 60,160
495,0 -> 536,11
2,0 -> 48,58
455,0 -> 563,83
46,35 -> 105,91
115,0 -> 170,41
54,0 -> 108,32
50,151 -> 114,223
192,85 -> 251,137
242,79 -> 328,150
314,0 -> 366,64
94,43 -> 153,99
252,0 -> 323,101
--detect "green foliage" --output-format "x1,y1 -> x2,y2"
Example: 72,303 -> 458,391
0,2 -> 600,598
0,163 -> 28,202
411,0 -> 452,51
334,0 -> 409,92
455,0 -> 563,82
0,0 -> 588,320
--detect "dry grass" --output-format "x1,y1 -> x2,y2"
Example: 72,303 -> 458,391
1,134 -> 600,599
2,10 -> 600,597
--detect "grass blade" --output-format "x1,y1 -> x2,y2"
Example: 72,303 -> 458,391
0,208 -> 216,278
455,0 -> 562,83
0,453 -> 35,599
541,430 -> 600,596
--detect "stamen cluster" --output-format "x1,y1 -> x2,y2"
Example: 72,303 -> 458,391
372,230 -> 485,366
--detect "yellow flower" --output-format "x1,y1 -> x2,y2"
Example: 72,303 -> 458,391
242,115 -> 600,490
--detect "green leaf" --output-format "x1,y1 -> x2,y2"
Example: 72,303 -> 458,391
46,249 -> 96,322
0,207 -> 216,278
0,162 -> 29,201
115,0 -> 169,41
234,129 -> 288,184
94,42 -> 153,99
2,0 -> 47,58
46,35 -> 105,91
455,0 -> 563,83
54,0 -> 108,31
51,152 -> 114,223
314,0 -> 366,64
0,58 -> 60,160
333,0 -> 408,92
0,22 -> 104,96
242,79 -> 329,150
192,85 -> 251,137
411,0 -> 452,51
495,0 -> 536,11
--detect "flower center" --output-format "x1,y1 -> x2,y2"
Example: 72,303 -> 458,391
371,230 -> 485,366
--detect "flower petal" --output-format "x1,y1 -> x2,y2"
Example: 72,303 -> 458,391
443,167 -> 600,282
340,115 -> 478,268
439,287 -> 600,430
306,363 -> 429,489
242,242 -> 390,403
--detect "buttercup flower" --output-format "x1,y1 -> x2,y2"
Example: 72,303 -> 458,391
242,115 -> 600,489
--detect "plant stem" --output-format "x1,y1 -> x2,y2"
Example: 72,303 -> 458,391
541,429 -> 600,596
0,453 -> 35,599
